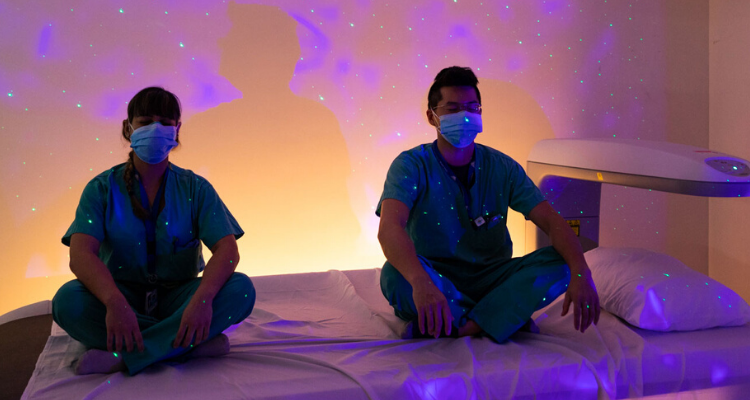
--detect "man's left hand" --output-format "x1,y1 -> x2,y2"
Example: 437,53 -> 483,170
561,271 -> 600,333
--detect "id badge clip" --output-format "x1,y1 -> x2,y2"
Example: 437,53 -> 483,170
472,214 -> 503,230
472,216 -> 486,229
145,289 -> 158,316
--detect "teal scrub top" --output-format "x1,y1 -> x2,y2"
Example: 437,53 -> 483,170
376,141 -> 545,282
62,163 -> 243,284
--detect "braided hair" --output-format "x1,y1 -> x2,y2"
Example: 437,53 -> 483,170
121,87 -> 182,220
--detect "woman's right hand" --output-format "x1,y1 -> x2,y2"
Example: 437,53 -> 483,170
412,280 -> 453,338
105,299 -> 144,353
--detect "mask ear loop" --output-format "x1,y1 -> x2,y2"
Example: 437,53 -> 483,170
124,121 -> 134,142
431,108 -> 442,133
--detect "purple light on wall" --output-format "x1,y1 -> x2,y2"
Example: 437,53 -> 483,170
184,58 -> 241,111
603,112 -> 619,130
95,92 -> 126,118
91,53 -> 121,77
542,0 -> 566,14
496,4 -> 514,23
308,6 -> 340,22
196,82 -> 219,107
290,13 -> 332,74
36,24 -> 52,57
336,59 -> 351,75
449,24 -> 470,39
360,66 -> 382,90
0,0 -> 675,302
506,55 -> 525,72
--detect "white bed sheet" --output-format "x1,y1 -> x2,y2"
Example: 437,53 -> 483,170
21,269 -> 750,400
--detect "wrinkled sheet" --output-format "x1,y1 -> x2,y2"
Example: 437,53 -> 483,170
22,269 -> 750,400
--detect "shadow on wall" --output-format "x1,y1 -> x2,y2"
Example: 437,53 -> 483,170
174,3 -> 360,273
477,78 -> 556,257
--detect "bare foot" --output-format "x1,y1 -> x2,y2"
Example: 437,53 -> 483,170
519,319 -> 540,334
400,321 -> 418,339
74,349 -> 126,375
457,320 -> 483,337
185,334 -> 230,359
400,321 -> 457,339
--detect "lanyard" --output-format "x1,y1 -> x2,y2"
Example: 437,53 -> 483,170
136,169 -> 168,284
431,142 -> 476,212
431,143 -> 500,229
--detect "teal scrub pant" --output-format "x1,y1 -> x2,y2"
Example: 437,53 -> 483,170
380,246 -> 570,343
52,272 -> 255,375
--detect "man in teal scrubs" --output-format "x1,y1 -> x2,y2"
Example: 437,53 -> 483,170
377,67 -> 600,342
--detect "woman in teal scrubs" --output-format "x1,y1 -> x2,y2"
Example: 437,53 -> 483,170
52,87 -> 255,375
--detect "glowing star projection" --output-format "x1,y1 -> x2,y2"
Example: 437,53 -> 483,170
0,0 -> 667,316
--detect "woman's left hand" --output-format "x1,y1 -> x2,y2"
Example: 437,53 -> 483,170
174,298 -> 213,348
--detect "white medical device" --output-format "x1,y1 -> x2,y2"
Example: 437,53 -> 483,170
524,138 -> 750,252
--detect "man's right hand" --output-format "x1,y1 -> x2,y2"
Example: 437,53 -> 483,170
378,199 -> 454,338
105,299 -> 144,353
412,280 -> 454,338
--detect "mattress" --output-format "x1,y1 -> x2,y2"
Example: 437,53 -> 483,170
18,268 -> 750,400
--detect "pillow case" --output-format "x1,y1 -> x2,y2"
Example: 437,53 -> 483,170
584,247 -> 750,331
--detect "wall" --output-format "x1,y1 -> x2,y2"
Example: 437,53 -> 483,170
709,0 -> 750,301
598,0 -> 710,276
0,0 -> 713,316
665,0 -> 709,274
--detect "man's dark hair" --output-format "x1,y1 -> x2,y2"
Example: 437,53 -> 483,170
427,66 -> 481,110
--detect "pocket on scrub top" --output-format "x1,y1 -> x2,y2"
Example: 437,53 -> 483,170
470,221 -> 507,252
164,238 -> 203,280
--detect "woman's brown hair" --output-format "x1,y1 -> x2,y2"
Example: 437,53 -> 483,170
121,87 -> 182,220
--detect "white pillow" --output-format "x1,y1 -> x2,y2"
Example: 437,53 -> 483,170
585,247 -> 750,331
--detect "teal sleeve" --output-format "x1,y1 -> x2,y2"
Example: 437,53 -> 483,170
376,153 -> 420,216
507,160 -> 545,219
196,180 -> 244,249
61,178 -> 107,246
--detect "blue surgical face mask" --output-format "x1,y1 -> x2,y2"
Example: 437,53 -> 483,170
434,110 -> 483,149
129,122 -> 178,164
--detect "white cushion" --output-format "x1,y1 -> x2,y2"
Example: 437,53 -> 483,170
585,247 -> 750,331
